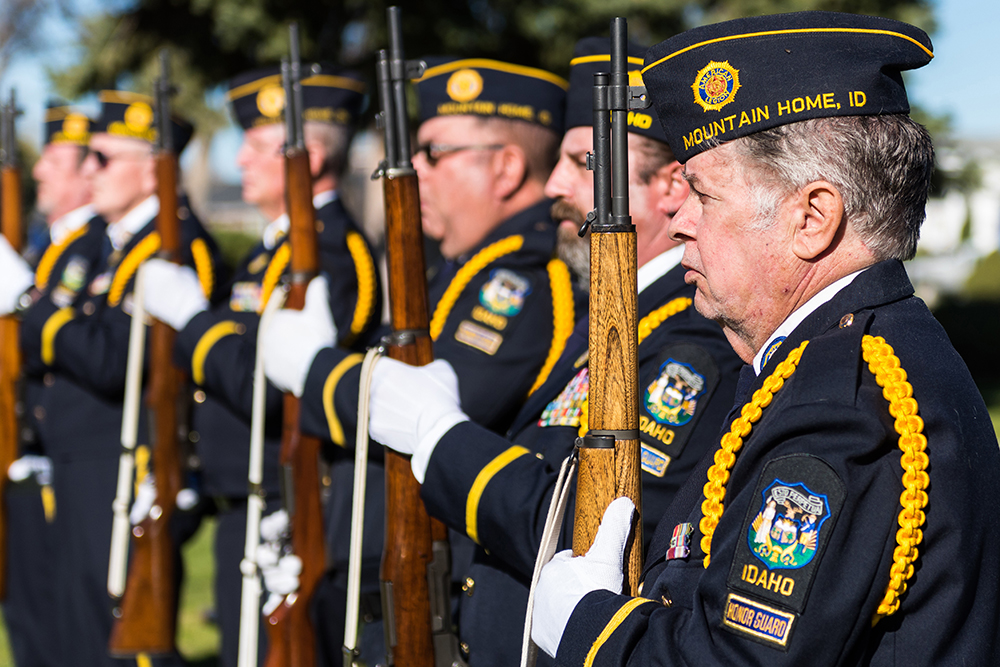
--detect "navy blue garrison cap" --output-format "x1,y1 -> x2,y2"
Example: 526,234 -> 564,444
226,65 -> 367,131
566,37 -> 667,143
641,12 -> 934,162
94,90 -> 194,153
44,103 -> 92,147
413,57 -> 568,134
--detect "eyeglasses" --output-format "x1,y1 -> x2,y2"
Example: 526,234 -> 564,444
413,143 -> 505,167
91,149 -> 148,170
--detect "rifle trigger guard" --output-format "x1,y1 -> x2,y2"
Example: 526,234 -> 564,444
379,328 -> 430,349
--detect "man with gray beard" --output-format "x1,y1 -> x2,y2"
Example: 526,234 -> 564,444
360,37 -> 743,666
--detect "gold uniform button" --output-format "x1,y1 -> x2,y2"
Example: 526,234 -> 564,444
462,577 -> 475,596
189,431 -> 200,443
83,302 -> 96,316
459,642 -> 470,656
193,390 -> 207,403
33,406 -> 45,421
43,373 -> 55,387
839,313 -> 854,328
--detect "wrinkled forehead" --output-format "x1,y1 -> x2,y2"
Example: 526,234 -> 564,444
88,132 -> 151,154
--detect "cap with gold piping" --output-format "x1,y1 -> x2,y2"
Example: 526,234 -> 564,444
44,102 -> 92,147
93,90 -> 194,152
640,11 -> 933,162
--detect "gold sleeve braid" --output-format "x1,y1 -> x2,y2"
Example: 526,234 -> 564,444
527,259 -> 575,396
108,233 -> 161,307
190,238 -> 215,299
429,235 -> 524,341
34,224 -> 89,290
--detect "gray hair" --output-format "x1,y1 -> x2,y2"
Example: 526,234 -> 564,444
729,114 -> 934,260
303,121 -> 353,178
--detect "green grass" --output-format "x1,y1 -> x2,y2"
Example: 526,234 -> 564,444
0,518 -> 220,667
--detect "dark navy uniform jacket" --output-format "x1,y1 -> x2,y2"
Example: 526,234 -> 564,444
20,212 -> 108,455
556,260 -> 1000,666
416,262 -> 742,665
174,196 -> 381,500
299,200 -> 578,570
20,207 -> 220,461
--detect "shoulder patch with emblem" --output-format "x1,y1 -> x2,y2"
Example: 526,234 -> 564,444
638,343 -> 719,459
479,268 -> 531,316
727,454 -> 845,624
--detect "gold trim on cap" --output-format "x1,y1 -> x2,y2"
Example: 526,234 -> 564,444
99,90 -> 154,105
569,54 -> 644,67
300,74 -> 367,93
643,27 -> 934,74
226,74 -> 283,102
415,58 -> 568,90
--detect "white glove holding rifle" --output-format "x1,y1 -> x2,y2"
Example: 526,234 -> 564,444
141,258 -> 208,330
256,509 -> 301,616
261,276 -> 337,397
531,497 -> 636,657
368,357 -> 469,483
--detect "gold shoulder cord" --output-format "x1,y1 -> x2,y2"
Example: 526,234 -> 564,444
34,224 -> 90,290
696,335 -> 927,625
527,259 -> 575,395
577,296 -> 693,437
108,232 -> 161,307
257,243 -> 291,314
429,234 -> 524,341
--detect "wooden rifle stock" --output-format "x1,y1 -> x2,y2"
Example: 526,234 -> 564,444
264,34 -> 326,666
0,95 -> 23,600
109,56 -> 183,654
572,20 -> 643,595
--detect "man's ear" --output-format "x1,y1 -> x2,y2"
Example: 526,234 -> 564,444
654,161 -> 688,217
789,181 -> 844,261
493,144 -> 529,200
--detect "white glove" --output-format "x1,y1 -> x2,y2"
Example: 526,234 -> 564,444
257,542 -> 302,615
532,497 -> 636,657
262,276 -> 337,397
130,475 -> 158,525
141,258 -> 208,330
0,235 -> 34,316
8,454 -> 53,485
368,357 -> 469,483
259,509 -> 289,543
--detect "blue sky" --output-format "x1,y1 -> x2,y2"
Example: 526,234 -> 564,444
1,0 -> 997,177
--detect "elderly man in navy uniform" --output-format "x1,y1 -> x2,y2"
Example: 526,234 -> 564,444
139,66 -> 381,667
522,12 -> 1000,666
354,38 -> 743,666
7,91 -> 220,666
0,103 -> 104,667
262,58 -> 575,664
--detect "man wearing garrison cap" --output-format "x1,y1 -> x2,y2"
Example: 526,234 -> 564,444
337,37 -> 743,666
8,90 -> 221,667
260,57 -> 580,663
135,64 -> 382,667
528,12 -> 1000,665
0,102 -> 104,667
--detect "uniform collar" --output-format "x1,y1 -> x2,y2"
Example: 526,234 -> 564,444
263,191 -> 339,250
107,195 -> 158,251
753,267 -> 866,375
50,204 -> 96,245
637,245 -> 684,295
312,189 -> 338,210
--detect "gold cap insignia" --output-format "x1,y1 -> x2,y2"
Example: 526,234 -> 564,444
446,69 -> 484,103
